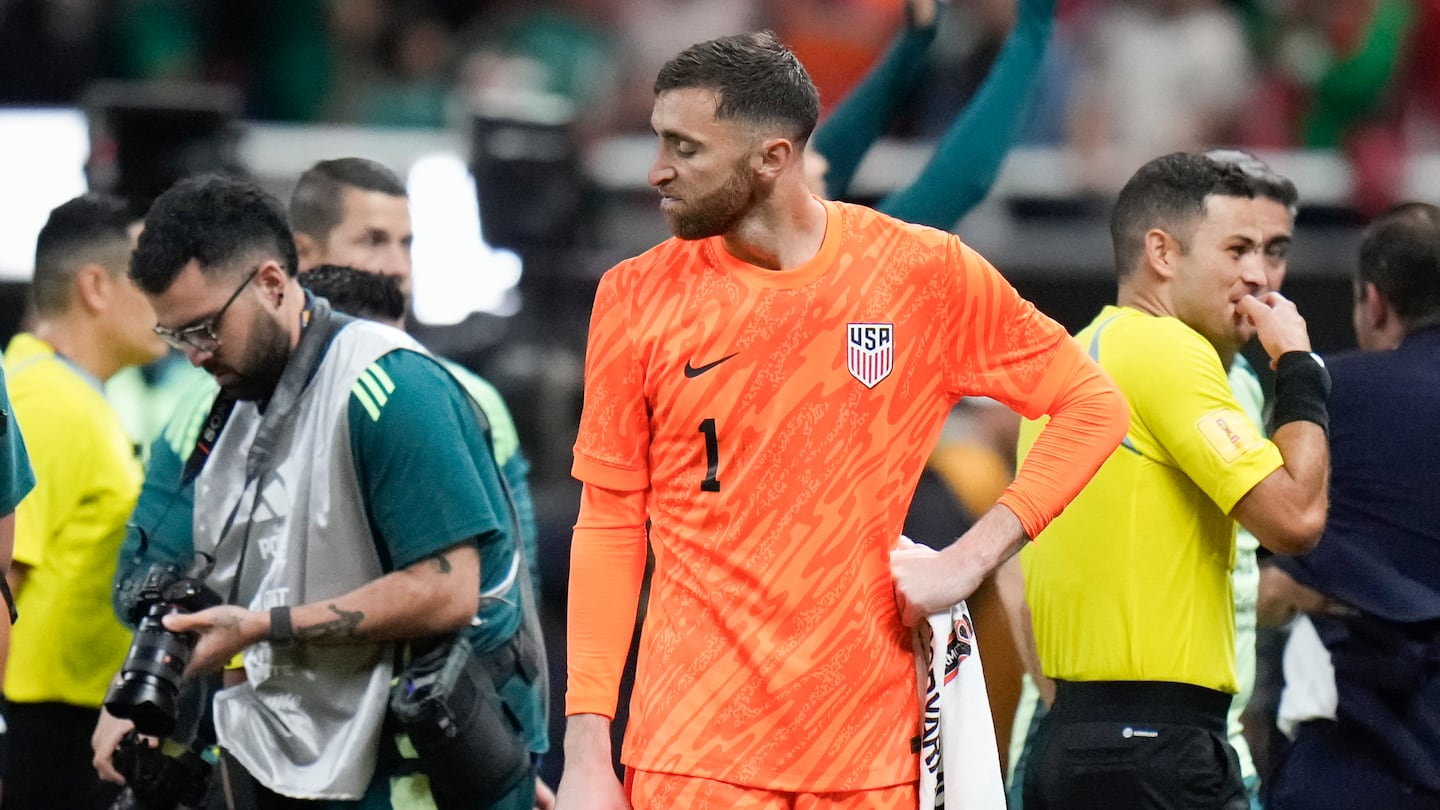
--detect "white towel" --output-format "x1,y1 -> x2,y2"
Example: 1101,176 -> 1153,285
914,601 -> 1007,810
1276,614 -> 1338,737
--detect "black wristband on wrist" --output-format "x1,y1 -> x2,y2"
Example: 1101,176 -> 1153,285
1271,351 -> 1331,434
269,606 -> 295,646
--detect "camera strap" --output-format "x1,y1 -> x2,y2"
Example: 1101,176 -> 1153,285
462,381 -> 543,685
483,407 -> 547,691
183,296 -> 354,488
242,298 -> 354,484
217,748 -> 263,810
181,394 -> 237,486
198,296 -> 356,604
394,366 -> 545,692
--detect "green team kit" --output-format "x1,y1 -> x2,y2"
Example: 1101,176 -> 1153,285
114,306 -> 546,810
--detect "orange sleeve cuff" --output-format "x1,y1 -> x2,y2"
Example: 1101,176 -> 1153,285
572,450 -> 649,492
564,485 -> 649,718
1000,339 -> 1128,539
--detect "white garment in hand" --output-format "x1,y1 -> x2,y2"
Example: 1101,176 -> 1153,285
914,602 -> 1007,809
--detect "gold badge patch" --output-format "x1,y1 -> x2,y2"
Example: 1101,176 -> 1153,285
1196,409 -> 1263,463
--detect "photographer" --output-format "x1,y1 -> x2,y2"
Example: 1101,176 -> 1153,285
95,175 -> 547,810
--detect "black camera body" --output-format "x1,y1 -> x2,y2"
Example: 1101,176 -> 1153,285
106,564 -> 222,737
110,733 -> 212,810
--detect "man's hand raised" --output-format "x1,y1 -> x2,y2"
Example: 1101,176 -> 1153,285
1237,292 -> 1312,367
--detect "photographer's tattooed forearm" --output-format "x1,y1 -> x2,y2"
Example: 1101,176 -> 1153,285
296,604 -> 366,642
430,553 -> 452,574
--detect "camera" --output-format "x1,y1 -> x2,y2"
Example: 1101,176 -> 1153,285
106,563 -> 222,737
390,637 -> 533,809
109,733 -> 212,810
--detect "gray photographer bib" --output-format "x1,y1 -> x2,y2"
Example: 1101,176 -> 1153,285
196,316 -> 423,799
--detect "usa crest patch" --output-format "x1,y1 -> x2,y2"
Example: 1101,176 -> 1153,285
847,323 -> 894,388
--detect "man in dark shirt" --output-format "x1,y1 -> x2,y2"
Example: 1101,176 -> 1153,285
1264,202 -> 1440,809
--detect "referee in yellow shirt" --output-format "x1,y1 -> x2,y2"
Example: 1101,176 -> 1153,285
2,194 -> 167,810
1017,153 -> 1331,810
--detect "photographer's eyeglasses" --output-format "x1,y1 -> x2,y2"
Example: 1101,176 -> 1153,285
152,267 -> 259,354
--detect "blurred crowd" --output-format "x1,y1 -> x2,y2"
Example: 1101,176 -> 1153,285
2,0 -> 1440,211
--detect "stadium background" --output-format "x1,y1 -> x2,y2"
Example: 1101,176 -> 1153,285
1,0 -> 1431,785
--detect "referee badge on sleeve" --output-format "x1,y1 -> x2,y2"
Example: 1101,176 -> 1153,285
1195,408 -> 1264,463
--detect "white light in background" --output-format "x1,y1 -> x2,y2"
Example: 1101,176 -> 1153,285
407,153 -> 523,324
0,109 -> 90,281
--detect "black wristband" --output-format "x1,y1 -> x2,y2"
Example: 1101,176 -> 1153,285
269,606 -> 295,646
1272,351 -> 1331,434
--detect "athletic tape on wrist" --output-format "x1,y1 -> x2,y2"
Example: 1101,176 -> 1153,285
1272,351 -> 1330,434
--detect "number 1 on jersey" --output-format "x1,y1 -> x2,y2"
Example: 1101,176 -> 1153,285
699,418 -> 721,492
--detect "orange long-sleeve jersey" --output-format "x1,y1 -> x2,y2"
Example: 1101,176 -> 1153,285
568,199 -> 1124,791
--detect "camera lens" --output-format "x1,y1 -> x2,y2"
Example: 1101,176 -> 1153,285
104,608 -> 195,737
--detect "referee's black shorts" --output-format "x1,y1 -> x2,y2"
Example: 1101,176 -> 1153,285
1023,680 -> 1248,810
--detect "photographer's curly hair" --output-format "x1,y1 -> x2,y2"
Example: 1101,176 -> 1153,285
131,174 -> 297,295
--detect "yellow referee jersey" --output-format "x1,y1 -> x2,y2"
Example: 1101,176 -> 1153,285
1018,306 -> 1282,693
4,333 -> 142,706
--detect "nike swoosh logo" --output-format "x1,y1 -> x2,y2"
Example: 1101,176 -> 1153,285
684,353 -> 739,378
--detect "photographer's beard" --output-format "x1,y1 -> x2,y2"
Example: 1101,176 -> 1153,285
206,308 -> 291,402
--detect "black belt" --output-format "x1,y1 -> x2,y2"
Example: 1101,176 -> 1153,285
1050,680 -> 1232,733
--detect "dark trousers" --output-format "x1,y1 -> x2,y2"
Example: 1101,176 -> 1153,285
1023,681 -> 1248,810
3,701 -> 120,810
1267,720 -> 1440,810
